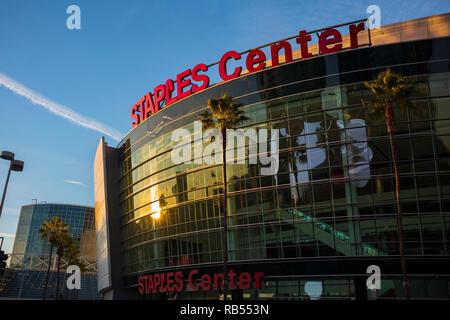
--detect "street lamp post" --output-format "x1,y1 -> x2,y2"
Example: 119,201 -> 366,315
0,151 -> 24,219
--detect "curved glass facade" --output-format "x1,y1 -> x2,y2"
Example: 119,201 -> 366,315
117,37 -> 450,299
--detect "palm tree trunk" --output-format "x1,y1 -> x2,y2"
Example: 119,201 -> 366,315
55,246 -> 63,300
62,272 -> 67,300
43,245 -> 53,300
221,127 -> 229,301
385,102 -> 409,299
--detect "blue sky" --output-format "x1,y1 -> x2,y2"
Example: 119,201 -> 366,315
0,0 -> 449,253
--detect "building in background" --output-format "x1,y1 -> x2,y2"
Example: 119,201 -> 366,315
95,13 -> 450,300
0,203 -> 100,299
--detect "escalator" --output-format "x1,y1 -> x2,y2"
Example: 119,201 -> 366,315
286,208 -> 385,256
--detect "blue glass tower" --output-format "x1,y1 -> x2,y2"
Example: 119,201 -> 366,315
0,203 -> 101,299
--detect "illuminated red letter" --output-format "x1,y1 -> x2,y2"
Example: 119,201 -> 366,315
138,276 -> 145,294
270,41 -> 293,67
131,104 -> 140,129
177,69 -> 192,100
296,30 -> 312,59
147,275 -> 154,293
213,273 -> 224,290
219,50 -> 242,81
160,273 -> 167,292
350,22 -> 365,49
201,274 -> 212,291
145,92 -> 156,117
174,271 -> 185,291
246,49 -> 266,73
188,269 -> 200,291
154,274 -> 161,292
154,84 -> 165,109
167,272 -> 174,292
137,96 -> 146,119
255,272 -> 264,289
191,63 -> 209,93
319,28 -> 342,54
165,79 -> 178,105
227,269 -> 237,289
239,272 -> 252,290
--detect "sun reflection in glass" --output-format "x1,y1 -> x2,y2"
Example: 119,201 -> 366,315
151,199 -> 161,219
151,209 -> 161,219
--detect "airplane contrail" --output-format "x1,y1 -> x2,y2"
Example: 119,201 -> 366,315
62,179 -> 85,186
0,72 -> 124,142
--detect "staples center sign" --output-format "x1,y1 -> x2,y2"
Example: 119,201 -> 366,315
130,21 -> 367,128
138,269 -> 264,294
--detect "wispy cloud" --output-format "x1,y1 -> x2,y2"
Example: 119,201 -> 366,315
0,72 -> 124,142
0,233 -> 15,238
62,179 -> 85,186
3,207 -> 20,216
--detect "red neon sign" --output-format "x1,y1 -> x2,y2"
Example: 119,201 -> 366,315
138,269 -> 264,294
130,21 -> 367,129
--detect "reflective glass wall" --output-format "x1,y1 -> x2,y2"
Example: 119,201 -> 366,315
117,38 -> 450,292
11,204 -> 96,261
5,203 -> 100,300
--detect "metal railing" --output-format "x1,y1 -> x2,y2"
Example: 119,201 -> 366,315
6,253 -> 97,273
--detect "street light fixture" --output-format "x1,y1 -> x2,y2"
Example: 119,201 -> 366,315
0,151 -> 24,219
0,151 -> 14,161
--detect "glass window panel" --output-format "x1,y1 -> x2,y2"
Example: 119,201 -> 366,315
286,95 -> 304,116
394,137 -> 412,161
409,99 -> 430,121
341,83 -> 370,106
303,91 -> 323,113
366,123 -> 387,138
434,119 -> 450,132
325,107 -> 343,125
246,103 -> 267,124
410,120 -> 431,133
402,216 -> 421,241
267,100 -> 287,119
313,182 -> 331,206
288,115 -> 304,137
321,87 -> 342,110
332,183 -> 347,205
410,77 -> 429,99
359,218 -> 377,242
373,178 -> 394,202
304,111 -> 324,124
414,160 -> 435,173
354,178 -> 373,203
413,136 -> 434,160
434,135 -> 450,159
368,139 -> 391,163
428,73 -> 450,97
430,97 -> 450,121
421,216 -> 444,242
323,280 -> 351,298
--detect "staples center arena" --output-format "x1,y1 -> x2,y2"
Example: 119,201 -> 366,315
94,14 -> 450,300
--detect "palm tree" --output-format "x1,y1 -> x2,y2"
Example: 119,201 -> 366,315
362,68 -> 413,299
38,217 -> 70,300
55,232 -> 73,299
159,194 -> 168,210
64,239 -> 81,266
197,93 -> 248,300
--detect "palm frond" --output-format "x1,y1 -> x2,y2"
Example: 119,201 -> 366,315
361,68 -> 414,116
38,216 -> 72,249
198,94 -> 249,132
